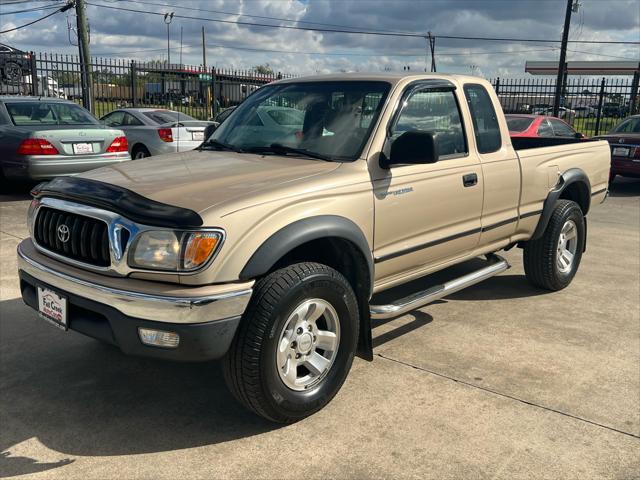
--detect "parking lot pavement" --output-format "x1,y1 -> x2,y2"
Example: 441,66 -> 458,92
1,180 -> 639,480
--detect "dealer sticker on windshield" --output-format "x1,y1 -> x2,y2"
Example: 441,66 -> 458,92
37,286 -> 68,330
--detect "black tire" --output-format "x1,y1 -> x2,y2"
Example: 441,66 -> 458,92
132,145 -> 150,159
523,199 -> 585,291
223,262 -> 359,423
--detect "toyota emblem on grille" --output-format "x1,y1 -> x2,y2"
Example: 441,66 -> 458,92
57,224 -> 70,243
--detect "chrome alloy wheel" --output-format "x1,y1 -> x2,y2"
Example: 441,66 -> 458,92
276,298 -> 340,391
556,219 -> 578,274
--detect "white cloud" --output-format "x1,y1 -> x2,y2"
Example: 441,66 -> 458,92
1,0 -> 638,77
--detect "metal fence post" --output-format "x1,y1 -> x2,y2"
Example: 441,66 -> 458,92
595,77 -> 606,136
29,52 -> 38,96
211,67 -> 217,118
130,60 -> 138,107
494,77 -> 500,95
629,71 -> 639,115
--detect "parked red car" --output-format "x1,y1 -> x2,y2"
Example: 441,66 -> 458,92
594,115 -> 640,183
506,114 -> 584,138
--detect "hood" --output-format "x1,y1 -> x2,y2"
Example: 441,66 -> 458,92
80,149 -> 341,214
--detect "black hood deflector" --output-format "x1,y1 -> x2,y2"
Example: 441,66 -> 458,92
32,177 -> 203,228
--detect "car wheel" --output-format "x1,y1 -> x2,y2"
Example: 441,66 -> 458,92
132,145 -> 150,159
3,61 -> 23,84
223,262 -> 359,423
523,200 -> 585,291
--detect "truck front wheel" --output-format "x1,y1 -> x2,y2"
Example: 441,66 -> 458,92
223,262 -> 359,423
524,199 -> 585,291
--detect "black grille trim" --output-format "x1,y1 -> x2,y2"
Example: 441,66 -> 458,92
34,207 -> 111,267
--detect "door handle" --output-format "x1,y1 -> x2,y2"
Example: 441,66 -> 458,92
463,173 -> 478,187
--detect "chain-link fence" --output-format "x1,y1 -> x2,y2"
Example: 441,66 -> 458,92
0,51 -> 294,120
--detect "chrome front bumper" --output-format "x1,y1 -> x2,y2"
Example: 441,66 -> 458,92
17,241 -> 253,324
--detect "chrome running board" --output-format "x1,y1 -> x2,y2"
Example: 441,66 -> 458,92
369,254 -> 510,320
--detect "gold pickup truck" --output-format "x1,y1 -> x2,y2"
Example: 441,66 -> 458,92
17,74 -> 610,422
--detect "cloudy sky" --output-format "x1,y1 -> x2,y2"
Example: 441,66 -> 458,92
1,0 -> 639,77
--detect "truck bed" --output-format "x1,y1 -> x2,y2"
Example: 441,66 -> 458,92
510,136 -> 598,151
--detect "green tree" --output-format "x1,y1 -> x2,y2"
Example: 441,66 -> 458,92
253,63 -> 274,75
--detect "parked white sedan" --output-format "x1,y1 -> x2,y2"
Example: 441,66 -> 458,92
100,108 -> 214,159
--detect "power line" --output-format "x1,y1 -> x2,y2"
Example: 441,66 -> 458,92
111,0 -> 421,35
1,4 -> 60,15
0,2 -> 73,34
87,1 -> 640,45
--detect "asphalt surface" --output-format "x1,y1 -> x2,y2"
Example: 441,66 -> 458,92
1,179 -> 639,480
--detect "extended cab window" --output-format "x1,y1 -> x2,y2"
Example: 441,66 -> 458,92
537,119 -> 553,137
463,84 -> 502,153
392,89 -> 467,158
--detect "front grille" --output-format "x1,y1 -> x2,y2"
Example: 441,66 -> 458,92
34,207 -> 110,267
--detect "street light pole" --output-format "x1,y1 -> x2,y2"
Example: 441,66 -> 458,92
164,12 -> 174,68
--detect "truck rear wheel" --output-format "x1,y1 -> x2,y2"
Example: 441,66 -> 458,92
523,200 -> 585,291
223,262 -> 359,423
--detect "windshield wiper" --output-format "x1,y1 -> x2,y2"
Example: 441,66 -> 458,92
248,143 -> 334,161
199,139 -> 244,153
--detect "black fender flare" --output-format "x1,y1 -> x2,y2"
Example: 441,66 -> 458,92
239,215 -> 374,297
531,168 -> 591,240
239,215 -> 375,361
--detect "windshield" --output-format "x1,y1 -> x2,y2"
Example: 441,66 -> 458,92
506,116 -> 534,133
6,102 -> 98,126
143,110 -> 197,124
209,81 -> 391,161
611,117 -> 640,134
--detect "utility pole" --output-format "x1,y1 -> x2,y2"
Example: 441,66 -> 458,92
75,0 -> 93,112
179,26 -> 183,67
202,26 -> 206,70
553,0 -> 575,117
164,12 -> 174,68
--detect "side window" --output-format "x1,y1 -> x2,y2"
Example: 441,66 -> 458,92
537,119 -> 553,137
102,111 -> 124,127
392,89 -> 467,158
549,119 -> 575,137
463,84 -> 502,153
123,112 -> 143,126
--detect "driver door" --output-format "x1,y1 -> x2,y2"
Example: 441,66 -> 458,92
372,85 -> 483,286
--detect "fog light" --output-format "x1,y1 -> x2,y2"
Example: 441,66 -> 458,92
138,328 -> 180,348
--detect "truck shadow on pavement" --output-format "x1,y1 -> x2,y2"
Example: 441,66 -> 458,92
0,298 -> 278,477
608,177 -> 640,197
0,181 -> 35,202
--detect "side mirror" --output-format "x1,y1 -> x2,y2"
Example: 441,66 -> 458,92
381,131 -> 438,169
204,123 -> 218,140
574,132 -> 585,139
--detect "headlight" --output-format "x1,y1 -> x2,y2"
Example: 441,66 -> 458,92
128,229 -> 223,272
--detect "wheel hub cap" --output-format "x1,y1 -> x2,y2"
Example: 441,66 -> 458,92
276,298 -> 341,391
556,219 -> 578,274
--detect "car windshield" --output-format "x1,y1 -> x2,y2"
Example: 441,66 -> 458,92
143,110 -> 197,124
208,81 -> 391,161
611,117 -> 640,134
6,102 -> 98,126
506,116 -> 534,133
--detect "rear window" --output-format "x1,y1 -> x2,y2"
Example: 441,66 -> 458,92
611,117 -> 640,134
143,110 -> 196,124
506,117 -> 534,133
5,102 -> 98,126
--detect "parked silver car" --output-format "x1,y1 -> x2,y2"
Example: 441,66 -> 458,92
100,108 -> 214,159
0,97 -> 131,181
